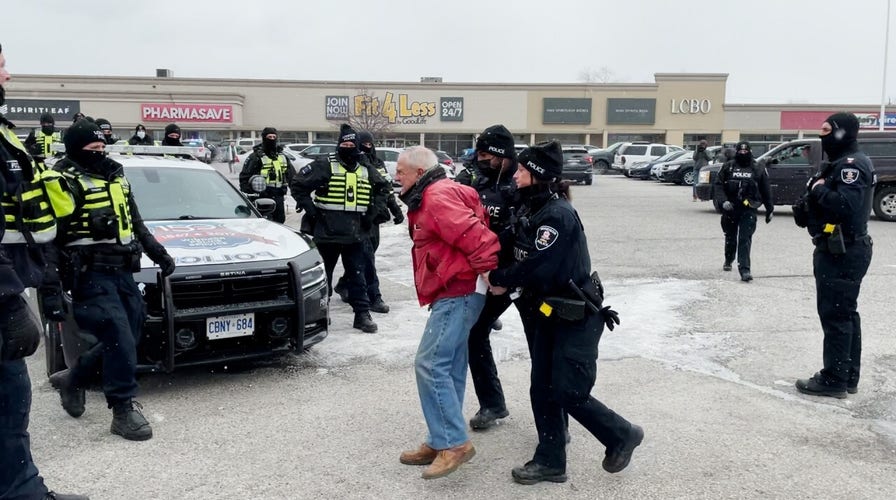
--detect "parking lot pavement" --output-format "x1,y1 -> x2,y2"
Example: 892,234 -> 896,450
24,174 -> 896,499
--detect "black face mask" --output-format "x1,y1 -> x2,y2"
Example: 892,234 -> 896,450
820,131 -> 853,160
41,125 -> 55,135
338,146 -> 358,164
262,138 -> 277,153
734,152 -> 752,167
359,143 -> 373,154
72,150 -> 107,172
697,145 -> 706,151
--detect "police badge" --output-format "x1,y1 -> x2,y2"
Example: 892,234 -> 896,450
841,167 -> 859,184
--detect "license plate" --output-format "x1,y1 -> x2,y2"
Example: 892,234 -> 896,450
206,313 -> 255,340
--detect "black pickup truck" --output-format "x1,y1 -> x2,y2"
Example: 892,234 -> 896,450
695,136 -> 896,221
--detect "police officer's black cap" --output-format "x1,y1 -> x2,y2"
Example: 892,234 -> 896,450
475,124 -> 516,159
39,112 -> 54,124
825,112 -> 860,141
519,141 -> 564,182
95,118 -> 112,131
338,124 -> 358,146
261,127 -> 278,137
64,119 -> 105,152
164,123 -> 181,136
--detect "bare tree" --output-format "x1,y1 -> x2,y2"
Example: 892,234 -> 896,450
330,88 -> 395,140
578,66 -> 621,83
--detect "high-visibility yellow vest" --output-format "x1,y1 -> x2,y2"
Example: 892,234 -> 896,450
35,129 -> 62,157
314,159 -> 372,212
59,165 -> 134,246
0,125 -> 74,244
260,153 -> 288,188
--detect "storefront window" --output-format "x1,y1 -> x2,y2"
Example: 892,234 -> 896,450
608,133 -> 665,144
533,133 -> 584,145
683,134 -> 722,147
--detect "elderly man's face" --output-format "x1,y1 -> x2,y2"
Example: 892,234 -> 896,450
395,157 -> 424,193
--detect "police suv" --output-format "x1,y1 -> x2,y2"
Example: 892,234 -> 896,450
44,145 -> 328,375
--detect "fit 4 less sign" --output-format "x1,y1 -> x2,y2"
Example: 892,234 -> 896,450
325,94 -> 463,124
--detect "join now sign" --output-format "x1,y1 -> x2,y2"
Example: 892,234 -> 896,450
141,103 -> 234,123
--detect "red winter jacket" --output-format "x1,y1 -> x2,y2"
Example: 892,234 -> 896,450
406,178 -> 499,306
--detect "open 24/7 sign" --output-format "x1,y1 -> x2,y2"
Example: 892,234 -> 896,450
440,97 -> 464,122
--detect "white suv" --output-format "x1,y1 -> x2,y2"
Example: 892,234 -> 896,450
613,142 -> 683,169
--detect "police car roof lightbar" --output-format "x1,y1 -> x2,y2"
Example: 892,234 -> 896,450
50,143 -> 205,156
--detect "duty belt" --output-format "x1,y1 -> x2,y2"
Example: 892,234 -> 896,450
812,233 -> 870,250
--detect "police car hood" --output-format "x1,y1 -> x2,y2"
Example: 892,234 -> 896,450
139,219 -> 310,267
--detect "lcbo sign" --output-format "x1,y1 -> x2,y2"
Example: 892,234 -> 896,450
670,98 -> 712,115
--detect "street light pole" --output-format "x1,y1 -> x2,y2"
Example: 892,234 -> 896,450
881,0 -> 892,131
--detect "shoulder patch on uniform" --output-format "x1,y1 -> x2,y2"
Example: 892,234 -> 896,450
534,225 -> 559,251
300,165 -> 312,176
841,167 -> 859,184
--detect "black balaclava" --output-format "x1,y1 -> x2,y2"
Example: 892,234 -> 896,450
162,123 -> 182,146
820,112 -> 860,160
40,112 -> 55,135
358,130 -> 376,156
261,127 -> 278,154
697,139 -> 707,152
95,118 -> 115,144
337,123 -> 360,165
64,119 -> 107,172
734,141 -> 753,167
72,112 -> 85,123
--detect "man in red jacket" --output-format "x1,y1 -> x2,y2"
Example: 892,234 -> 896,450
394,146 -> 500,480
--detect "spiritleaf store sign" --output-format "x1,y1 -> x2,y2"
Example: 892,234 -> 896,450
141,103 -> 234,123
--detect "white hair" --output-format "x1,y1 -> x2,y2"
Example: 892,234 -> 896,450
398,146 -> 440,171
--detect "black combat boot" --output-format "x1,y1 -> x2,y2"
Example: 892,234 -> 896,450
111,400 -> 153,441
370,298 -> 390,314
490,319 -> 503,331
723,261 -> 732,272
469,407 -> 509,430
511,461 -> 567,485
603,424 -> 644,473
740,271 -> 753,282
48,369 -> 86,418
45,492 -> 90,500
333,280 -> 350,303
795,373 -> 847,399
353,311 -> 378,333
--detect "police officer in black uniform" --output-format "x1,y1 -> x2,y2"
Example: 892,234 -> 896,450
0,42 -> 89,500
161,123 -> 183,146
239,127 -> 294,224
43,119 -> 175,441
290,124 -> 389,333
24,112 -> 62,166
795,113 -> 874,399
486,141 -> 640,485
333,130 -> 403,313
713,141 -> 773,281
456,124 -> 521,430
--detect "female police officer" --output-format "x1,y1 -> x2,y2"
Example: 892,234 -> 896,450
484,141 -> 643,485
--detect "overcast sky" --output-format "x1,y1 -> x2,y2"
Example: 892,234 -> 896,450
3,0 -> 894,105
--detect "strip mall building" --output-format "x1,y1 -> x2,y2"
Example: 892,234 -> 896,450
4,73 -> 894,157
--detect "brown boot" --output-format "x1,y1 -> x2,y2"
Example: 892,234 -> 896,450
421,441 -> 476,479
399,443 -> 438,465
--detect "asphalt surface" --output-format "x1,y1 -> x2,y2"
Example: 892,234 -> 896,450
23,166 -> 896,499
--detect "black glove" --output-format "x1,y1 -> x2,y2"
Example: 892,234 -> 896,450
158,254 -> 176,277
722,201 -> 733,211
765,211 -> 774,224
600,305 -> 620,332
0,295 -> 42,361
393,209 -> 405,225
39,287 -> 67,322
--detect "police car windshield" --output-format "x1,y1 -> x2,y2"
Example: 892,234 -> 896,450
127,166 -> 255,221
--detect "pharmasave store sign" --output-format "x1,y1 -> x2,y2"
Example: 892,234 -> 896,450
324,93 -> 462,125
141,103 -> 234,123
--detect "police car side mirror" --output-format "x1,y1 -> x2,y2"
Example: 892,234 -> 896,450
249,175 -> 267,193
254,197 -> 276,216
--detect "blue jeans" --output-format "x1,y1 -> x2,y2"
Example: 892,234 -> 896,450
0,359 -> 49,500
415,293 -> 485,450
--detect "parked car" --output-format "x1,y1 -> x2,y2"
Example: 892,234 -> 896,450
695,136 -> 896,220
236,137 -> 257,152
561,146 -> 593,185
591,141 -> 627,170
181,139 -> 212,163
434,150 -> 454,172
43,152 -> 329,375
292,143 -> 338,169
625,150 -> 689,180
658,146 -> 723,185
381,147 -> 455,187
613,142 -> 684,170
284,143 -> 312,155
